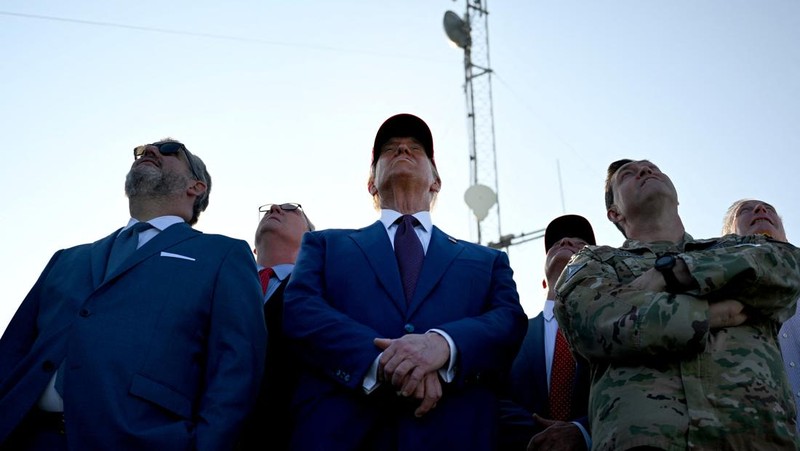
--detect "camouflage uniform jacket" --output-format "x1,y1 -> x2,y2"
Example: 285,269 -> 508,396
554,232 -> 800,450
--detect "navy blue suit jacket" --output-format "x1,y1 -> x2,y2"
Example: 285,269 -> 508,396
283,221 -> 528,451
0,222 -> 267,451
499,312 -> 590,450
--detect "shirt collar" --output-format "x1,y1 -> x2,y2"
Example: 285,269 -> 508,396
256,263 -> 294,282
543,299 -> 556,321
271,263 -> 294,281
621,232 -> 694,252
379,209 -> 432,233
122,216 -> 184,234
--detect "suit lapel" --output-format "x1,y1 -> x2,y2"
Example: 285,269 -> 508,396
90,228 -> 123,288
407,227 -> 463,315
530,315 -> 549,399
351,221 -> 406,311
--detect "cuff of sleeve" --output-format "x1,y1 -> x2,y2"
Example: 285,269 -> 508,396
571,421 -> 591,450
678,253 -> 715,296
362,353 -> 382,394
428,328 -> 456,383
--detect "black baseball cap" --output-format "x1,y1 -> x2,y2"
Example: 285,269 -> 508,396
544,215 -> 596,252
372,114 -> 434,166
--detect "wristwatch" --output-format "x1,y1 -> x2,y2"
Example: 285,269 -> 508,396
654,254 -> 684,293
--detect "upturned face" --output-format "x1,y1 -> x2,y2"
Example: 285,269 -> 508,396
368,137 -> 440,201
255,203 -> 309,249
612,160 -> 677,209
544,236 -> 589,282
125,141 -> 196,198
733,200 -> 786,241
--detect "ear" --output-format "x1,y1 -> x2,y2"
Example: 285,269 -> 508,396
607,206 -> 622,225
430,179 -> 441,194
367,176 -> 378,195
187,180 -> 207,198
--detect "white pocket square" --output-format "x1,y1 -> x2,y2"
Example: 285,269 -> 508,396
160,251 -> 196,261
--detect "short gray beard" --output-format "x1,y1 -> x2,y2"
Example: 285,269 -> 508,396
125,166 -> 188,199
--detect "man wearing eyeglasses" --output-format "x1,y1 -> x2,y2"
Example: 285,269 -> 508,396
282,114 -> 527,450
0,139 -> 267,451
239,202 -> 314,451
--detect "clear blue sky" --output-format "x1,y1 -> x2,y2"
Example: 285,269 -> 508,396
2,1 -> 799,332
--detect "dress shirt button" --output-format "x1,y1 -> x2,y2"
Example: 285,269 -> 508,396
42,361 -> 56,372
784,333 -> 789,338
791,362 -> 796,368
404,323 -> 415,333
79,308 -> 90,317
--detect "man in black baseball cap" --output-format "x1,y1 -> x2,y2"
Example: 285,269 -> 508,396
283,112 -> 526,450
500,214 -> 595,451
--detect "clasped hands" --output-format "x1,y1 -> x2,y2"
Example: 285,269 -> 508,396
373,332 -> 450,417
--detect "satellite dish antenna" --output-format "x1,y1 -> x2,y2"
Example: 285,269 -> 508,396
464,184 -> 496,222
443,11 -> 470,49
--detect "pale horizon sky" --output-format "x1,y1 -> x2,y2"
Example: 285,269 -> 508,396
2,1 -> 799,333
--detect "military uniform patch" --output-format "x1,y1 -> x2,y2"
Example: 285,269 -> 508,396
564,262 -> 586,282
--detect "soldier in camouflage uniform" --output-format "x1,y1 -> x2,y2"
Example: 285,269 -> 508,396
554,159 -> 800,450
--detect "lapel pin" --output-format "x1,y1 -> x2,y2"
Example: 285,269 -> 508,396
448,236 -> 457,244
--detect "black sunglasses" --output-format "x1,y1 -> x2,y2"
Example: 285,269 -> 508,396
258,203 -> 303,215
133,142 -> 201,181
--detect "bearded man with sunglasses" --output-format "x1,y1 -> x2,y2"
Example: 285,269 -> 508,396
0,139 -> 267,451
282,114 -> 527,450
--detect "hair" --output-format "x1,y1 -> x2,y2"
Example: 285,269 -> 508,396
301,209 -> 316,232
604,159 -> 633,236
721,199 -> 748,235
182,148 -> 211,226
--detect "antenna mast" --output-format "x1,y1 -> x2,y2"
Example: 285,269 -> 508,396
443,1 -> 501,246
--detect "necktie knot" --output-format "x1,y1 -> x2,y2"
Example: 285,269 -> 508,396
106,222 -> 153,278
395,214 -> 420,228
394,215 -> 424,304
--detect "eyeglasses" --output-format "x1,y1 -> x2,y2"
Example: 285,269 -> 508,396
133,142 -> 201,181
258,203 -> 303,216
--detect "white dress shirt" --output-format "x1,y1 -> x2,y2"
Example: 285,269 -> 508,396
363,209 -> 457,393
257,263 -> 294,303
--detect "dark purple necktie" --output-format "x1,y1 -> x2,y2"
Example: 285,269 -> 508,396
394,215 -> 424,304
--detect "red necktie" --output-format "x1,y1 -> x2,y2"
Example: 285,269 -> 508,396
549,328 -> 576,421
259,267 -> 274,295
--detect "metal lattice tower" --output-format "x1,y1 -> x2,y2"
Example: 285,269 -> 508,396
444,1 -> 501,246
